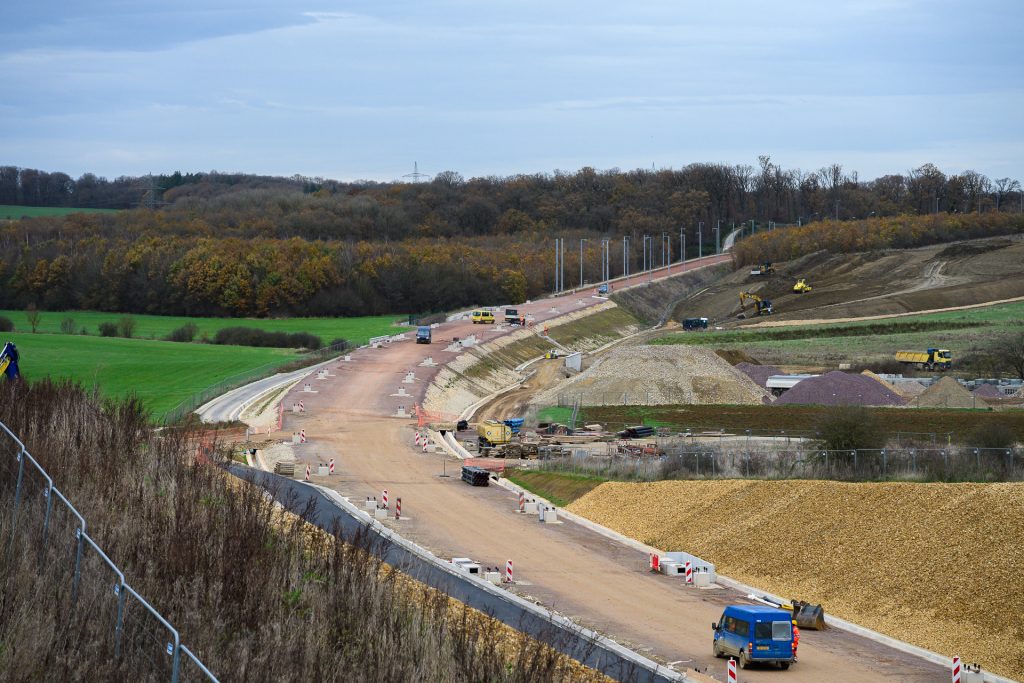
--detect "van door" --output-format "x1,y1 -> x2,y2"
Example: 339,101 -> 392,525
753,620 -> 793,659
719,616 -> 748,656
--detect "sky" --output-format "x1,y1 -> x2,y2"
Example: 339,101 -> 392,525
1,1 -> 1022,183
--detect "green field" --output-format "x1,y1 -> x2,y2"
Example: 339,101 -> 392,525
0,310 -> 402,346
0,205 -> 121,219
3,331 -> 296,419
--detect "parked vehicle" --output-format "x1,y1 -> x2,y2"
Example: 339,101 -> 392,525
415,326 -> 432,344
504,308 -> 521,324
597,283 -> 609,295
471,310 -> 495,324
895,348 -> 952,370
683,317 -> 708,330
712,605 -> 795,669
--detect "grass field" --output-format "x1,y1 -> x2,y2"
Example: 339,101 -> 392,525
3,331 -> 296,419
504,470 -> 606,507
653,300 -> 1024,371
0,205 -> 120,219
580,404 -> 1024,442
0,310 -> 402,346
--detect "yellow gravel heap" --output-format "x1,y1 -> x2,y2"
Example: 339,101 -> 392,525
568,480 -> 1024,679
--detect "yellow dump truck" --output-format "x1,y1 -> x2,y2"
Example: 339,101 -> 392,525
477,420 -> 512,448
895,348 -> 952,371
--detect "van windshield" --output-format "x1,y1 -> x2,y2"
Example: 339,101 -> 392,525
753,621 -> 792,641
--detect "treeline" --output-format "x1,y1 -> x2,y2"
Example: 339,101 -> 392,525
732,212 -> 1024,267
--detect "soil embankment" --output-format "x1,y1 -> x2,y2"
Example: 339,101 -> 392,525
568,480 -> 1024,680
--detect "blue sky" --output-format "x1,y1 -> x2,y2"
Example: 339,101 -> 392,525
1,1 -> 1022,182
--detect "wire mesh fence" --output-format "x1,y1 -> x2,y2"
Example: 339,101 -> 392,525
538,443 -> 1023,482
0,419 -> 217,682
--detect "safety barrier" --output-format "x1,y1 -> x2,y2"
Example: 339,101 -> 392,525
0,420 -> 218,683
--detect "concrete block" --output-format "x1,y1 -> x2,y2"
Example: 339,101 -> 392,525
374,508 -> 387,520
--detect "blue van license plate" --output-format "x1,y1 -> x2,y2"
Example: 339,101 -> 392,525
756,646 -> 770,650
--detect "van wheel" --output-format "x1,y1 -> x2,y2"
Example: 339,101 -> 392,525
780,662 -> 790,670
739,650 -> 751,669
713,641 -> 723,658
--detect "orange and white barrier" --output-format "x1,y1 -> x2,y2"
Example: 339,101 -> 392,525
304,464 -> 310,481
518,492 -> 525,513
952,657 -> 961,683
382,489 -> 388,509
504,559 -> 514,583
328,458 -> 335,475
727,657 -> 736,682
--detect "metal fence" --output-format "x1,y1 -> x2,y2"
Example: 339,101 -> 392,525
0,419 -> 218,682
540,444 -> 1023,482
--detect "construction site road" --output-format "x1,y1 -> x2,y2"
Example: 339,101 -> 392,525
227,256 -> 948,682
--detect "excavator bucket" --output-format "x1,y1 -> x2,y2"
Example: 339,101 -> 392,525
791,600 -> 826,630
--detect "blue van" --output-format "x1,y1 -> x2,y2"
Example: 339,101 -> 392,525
415,326 -> 432,344
712,605 -> 795,669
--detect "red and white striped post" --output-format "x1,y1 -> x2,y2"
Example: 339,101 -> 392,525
650,554 -> 660,572
505,559 -> 514,583
299,429 -> 307,443
304,464 -> 310,481
727,657 -> 737,682
396,498 -> 401,520
518,492 -> 525,513
422,440 -> 428,452
328,458 -> 335,475
952,656 -> 961,683
415,432 -> 421,445
685,561 -> 693,584
382,489 -> 388,509
299,400 -> 305,412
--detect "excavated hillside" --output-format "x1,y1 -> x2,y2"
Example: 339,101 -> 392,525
568,480 -> 1024,680
671,235 -> 1024,326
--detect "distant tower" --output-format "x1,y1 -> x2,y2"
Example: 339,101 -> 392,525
143,174 -> 165,209
402,162 -> 429,183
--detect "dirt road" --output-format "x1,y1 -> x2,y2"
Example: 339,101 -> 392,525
271,258 -> 948,682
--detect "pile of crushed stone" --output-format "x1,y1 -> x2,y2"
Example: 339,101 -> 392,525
972,384 -> 1004,399
914,376 -> 987,409
735,362 -> 782,387
775,371 -> 905,406
531,344 -> 770,406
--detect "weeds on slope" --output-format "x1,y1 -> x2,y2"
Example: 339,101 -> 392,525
0,379 -> 608,683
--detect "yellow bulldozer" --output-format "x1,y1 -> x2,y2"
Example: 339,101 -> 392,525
793,278 -> 812,293
738,291 -> 773,317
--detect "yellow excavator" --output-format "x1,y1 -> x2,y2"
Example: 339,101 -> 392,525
793,278 -> 812,293
739,291 -> 773,316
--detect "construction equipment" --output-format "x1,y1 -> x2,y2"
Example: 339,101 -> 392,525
477,420 -> 512,449
739,291 -> 773,316
0,342 -> 20,380
793,278 -> 812,293
682,317 -> 708,330
896,348 -> 953,371
747,594 -> 827,630
748,262 -> 776,276
504,308 -> 521,324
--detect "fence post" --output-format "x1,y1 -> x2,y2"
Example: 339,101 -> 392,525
73,526 -> 85,604
911,449 -> 916,475
113,580 -> 126,659
882,449 -> 887,477
8,448 -> 26,554
39,483 -> 54,561
852,450 -> 857,473
974,448 -> 980,471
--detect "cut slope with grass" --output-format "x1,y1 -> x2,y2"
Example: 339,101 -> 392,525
3,331 -> 295,418
505,470 -> 606,507
0,310 -> 401,346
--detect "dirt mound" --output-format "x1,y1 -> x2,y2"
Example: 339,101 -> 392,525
861,370 -> 911,398
915,376 -> 986,409
735,362 -> 782,387
567,480 -> 1024,680
895,379 -> 927,396
972,383 -> 1003,399
775,371 -> 905,406
714,348 -> 759,366
531,345 -> 770,406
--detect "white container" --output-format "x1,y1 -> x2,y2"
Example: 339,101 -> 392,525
542,507 -> 558,523
373,508 -> 387,520
364,499 -> 377,510
317,465 -> 328,476
694,571 -> 713,588
484,571 -> 502,585
659,562 -> 683,577
523,502 -> 539,514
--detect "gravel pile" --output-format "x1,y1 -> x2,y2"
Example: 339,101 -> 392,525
567,480 -> 1024,680
972,384 -> 1003,399
914,376 -> 985,409
774,371 -> 905,406
735,362 -> 782,387
531,344 -> 770,406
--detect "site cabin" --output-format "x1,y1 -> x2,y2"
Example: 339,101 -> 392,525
682,317 -> 708,331
713,605 -> 795,669
471,310 -> 495,324
895,348 -> 952,371
415,326 -> 432,344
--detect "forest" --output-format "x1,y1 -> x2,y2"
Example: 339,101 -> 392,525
1,160 -> 1022,317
